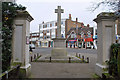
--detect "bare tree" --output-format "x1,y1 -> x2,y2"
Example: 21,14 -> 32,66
90,0 -> 120,12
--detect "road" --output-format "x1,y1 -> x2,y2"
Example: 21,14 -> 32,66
32,47 -> 97,55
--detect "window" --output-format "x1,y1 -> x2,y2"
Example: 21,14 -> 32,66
87,42 -> 90,47
43,24 -> 47,28
52,29 -> 55,33
40,25 -> 42,29
47,24 -> 50,27
87,31 -> 91,38
52,22 -> 54,26
36,34 -> 38,36
62,34 -> 64,38
50,29 -> 52,33
44,42 -> 47,46
55,22 -> 57,26
61,27 -> 65,32
32,34 -> 36,36
47,30 -> 49,33
43,25 -> 45,28
71,32 -> 76,38
51,35 -> 55,38
50,24 -> 52,27
45,25 -> 47,28
61,21 -> 63,25
47,36 -> 50,38
95,29 -> 97,35
81,32 -> 84,38
40,36 -> 43,39
63,21 -> 65,26
44,36 -> 46,39
44,30 -> 47,33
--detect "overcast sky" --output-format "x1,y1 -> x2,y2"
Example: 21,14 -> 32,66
16,0 -> 108,33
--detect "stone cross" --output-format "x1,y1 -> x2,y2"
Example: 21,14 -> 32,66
55,6 -> 64,38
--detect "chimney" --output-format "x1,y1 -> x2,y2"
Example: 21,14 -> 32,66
69,14 -> 72,20
76,18 -> 78,23
87,24 -> 89,27
42,21 -> 44,24
81,22 -> 84,28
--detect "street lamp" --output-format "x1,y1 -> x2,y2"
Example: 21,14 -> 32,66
76,18 -> 78,48
114,0 -> 120,43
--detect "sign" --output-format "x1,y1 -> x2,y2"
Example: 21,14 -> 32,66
62,34 -> 64,38
26,36 -> 29,45
116,35 -> 119,40
85,38 -> 93,42
93,35 -> 97,39
69,40 -> 77,41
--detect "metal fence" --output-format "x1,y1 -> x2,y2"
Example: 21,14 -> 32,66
0,65 -> 20,80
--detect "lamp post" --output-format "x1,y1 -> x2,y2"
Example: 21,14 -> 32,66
115,0 -> 120,43
76,18 -> 78,48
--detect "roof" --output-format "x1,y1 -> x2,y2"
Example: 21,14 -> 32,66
67,27 -> 93,35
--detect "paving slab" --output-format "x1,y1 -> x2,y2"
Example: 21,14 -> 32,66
31,63 -> 95,78
31,48 -> 97,78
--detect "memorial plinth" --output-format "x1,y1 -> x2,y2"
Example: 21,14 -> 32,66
52,38 -> 66,48
51,38 -> 68,59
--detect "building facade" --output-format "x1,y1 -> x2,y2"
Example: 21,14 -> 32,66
66,25 -> 94,49
116,19 -> 120,43
93,26 -> 97,49
39,19 -> 66,47
29,32 -> 39,48
39,14 -> 96,49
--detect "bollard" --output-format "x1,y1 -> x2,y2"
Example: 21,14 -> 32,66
102,73 -> 106,79
40,54 -> 42,57
34,54 -> 36,59
87,57 -> 89,63
50,57 -> 51,62
76,53 -> 78,57
69,57 -> 71,63
37,53 -> 39,57
79,54 -> 81,58
31,56 -> 32,62
82,55 -> 84,62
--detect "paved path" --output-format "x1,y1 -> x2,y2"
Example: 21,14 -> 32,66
31,48 -> 97,78
31,63 -> 95,78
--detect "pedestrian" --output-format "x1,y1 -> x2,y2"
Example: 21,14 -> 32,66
29,46 -> 33,52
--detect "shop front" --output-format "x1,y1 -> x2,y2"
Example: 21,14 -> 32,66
40,40 -> 53,48
41,41 -> 48,47
67,38 -> 77,48
85,38 -> 93,49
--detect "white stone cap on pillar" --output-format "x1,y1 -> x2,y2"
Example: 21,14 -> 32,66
20,63 -> 31,69
96,63 -> 108,69
1,0 -> 16,2
15,10 -> 34,22
94,12 -> 116,23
